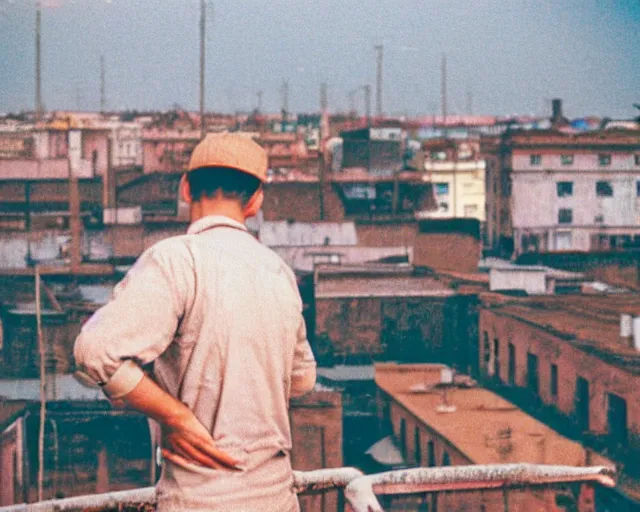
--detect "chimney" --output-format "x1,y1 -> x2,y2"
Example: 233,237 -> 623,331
621,314 -> 633,347
633,317 -> 640,352
551,99 -> 564,125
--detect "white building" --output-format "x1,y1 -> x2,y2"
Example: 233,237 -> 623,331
485,129 -> 640,254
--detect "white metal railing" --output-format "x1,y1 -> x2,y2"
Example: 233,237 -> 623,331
0,464 -> 616,512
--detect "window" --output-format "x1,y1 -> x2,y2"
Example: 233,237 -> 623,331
595,214 -> 604,224
508,343 -> 516,386
558,208 -> 573,224
636,181 -> 640,197
399,418 -> 407,456
414,428 -> 422,466
575,376 -> 590,432
483,332 -> 491,371
493,339 -> 501,380
550,364 -> 558,399
557,181 -> 573,197
596,181 -> 613,197
442,451 -> 451,466
607,393 -> 628,447
635,155 -> 640,166
435,183 -> 449,196
598,154 -> 612,166
526,352 -> 539,397
530,154 -> 542,165
427,441 -> 436,467
561,154 -> 574,165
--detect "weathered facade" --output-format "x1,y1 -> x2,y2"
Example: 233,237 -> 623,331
484,128 -> 640,256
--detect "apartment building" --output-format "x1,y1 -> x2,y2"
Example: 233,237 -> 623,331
420,138 -> 486,222
484,127 -> 640,255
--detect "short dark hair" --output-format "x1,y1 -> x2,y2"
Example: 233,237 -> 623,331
186,167 -> 261,204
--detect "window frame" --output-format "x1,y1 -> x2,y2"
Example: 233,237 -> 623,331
556,181 -> 573,197
560,154 -> 574,165
558,208 -> 573,224
598,154 -> 612,166
596,180 -> 614,197
530,154 -> 542,166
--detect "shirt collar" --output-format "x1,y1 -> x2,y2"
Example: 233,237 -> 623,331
187,215 -> 248,235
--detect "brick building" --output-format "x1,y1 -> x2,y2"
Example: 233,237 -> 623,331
375,363 -> 616,511
0,389 -> 343,511
313,264 -> 485,371
479,293 -> 640,499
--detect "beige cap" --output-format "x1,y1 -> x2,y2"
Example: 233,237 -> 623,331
187,133 -> 268,182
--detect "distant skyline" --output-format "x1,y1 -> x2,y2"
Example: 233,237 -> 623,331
1,0 -> 639,118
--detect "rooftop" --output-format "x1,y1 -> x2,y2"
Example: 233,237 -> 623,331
483,294 -> 640,373
375,363 -> 613,468
315,265 -> 454,299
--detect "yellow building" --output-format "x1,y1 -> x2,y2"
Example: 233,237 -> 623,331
416,139 -> 486,222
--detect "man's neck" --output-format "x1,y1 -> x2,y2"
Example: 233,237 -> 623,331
190,200 -> 245,225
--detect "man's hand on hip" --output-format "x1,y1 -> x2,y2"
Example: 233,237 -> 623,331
162,408 -> 240,471
114,372 -> 239,471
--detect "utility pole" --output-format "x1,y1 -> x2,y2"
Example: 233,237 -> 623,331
256,90 -> 263,113
320,82 -> 328,113
466,84 -> 473,116
100,55 -> 105,116
374,44 -> 383,118
199,0 -> 206,139
319,83 -> 327,221
35,0 -> 42,122
35,265 -> 46,502
348,89 -> 358,117
281,80 -> 289,122
363,85 -> 371,127
441,53 -> 447,138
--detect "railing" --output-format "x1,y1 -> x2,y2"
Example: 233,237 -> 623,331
0,463 -> 616,512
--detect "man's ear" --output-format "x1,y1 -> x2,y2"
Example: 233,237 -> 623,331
179,174 -> 192,204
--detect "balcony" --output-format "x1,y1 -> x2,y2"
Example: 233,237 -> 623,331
0,463 -> 616,512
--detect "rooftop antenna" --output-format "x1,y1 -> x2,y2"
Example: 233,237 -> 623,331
199,0 -> 206,139
35,0 -> 43,122
320,82 -> 328,113
256,90 -> 263,113
466,84 -> 473,116
281,80 -> 289,122
441,53 -> 447,138
100,55 -> 105,116
363,84 -> 371,127
374,44 -> 383,118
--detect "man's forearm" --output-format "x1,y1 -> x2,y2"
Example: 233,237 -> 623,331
119,373 -> 190,429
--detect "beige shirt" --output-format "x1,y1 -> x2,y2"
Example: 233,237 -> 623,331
74,215 -> 316,511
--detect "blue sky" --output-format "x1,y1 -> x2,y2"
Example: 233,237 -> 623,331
1,0 -> 638,117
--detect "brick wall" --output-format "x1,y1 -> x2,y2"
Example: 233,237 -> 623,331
414,232 -> 481,273
354,221 -> 417,247
479,308 -> 640,465
314,296 -> 447,365
290,390 -> 343,512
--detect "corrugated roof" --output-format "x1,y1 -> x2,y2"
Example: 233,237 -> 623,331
0,374 -> 104,401
259,221 -> 358,247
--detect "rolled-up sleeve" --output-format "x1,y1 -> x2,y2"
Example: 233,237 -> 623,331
290,313 -> 317,398
74,242 -> 192,399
